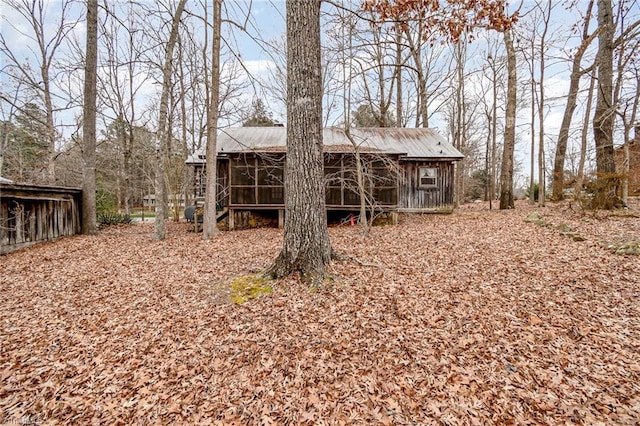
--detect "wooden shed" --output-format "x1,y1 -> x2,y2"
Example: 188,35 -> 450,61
1,182 -> 82,254
186,127 -> 463,228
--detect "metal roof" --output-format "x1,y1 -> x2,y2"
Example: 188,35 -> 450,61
186,127 -> 463,163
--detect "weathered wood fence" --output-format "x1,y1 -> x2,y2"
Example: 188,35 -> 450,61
0,183 -> 82,254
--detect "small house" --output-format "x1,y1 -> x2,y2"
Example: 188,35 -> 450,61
186,127 -> 463,228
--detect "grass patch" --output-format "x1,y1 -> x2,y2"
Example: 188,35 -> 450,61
129,213 -> 155,219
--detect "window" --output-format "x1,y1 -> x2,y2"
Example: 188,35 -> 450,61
418,167 -> 437,188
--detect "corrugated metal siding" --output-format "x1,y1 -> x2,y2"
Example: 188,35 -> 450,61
186,127 -> 463,162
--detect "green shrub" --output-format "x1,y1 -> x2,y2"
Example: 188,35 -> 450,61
98,212 -> 132,227
525,183 -> 539,202
96,187 -> 117,215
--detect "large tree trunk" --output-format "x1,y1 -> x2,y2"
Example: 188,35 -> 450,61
592,0 -> 617,205
489,56 -> 498,209
154,0 -> 187,240
269,0 -> 332,286
81,0 -> 97,234
500,28 -> 516,209
203,0 -> 222,239
551,0 -> 595,201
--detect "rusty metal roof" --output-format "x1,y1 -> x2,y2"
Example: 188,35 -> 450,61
187,127 -> 463,163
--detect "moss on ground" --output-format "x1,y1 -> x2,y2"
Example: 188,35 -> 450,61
229,274 -> 273,304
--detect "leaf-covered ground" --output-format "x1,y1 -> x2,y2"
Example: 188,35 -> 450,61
1,201 -> 639,425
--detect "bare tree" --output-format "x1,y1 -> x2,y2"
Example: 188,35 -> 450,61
203,0 -> 222,240
535,0 -> 553,207
0,82 -> 22,178
574,68 -> 597,199
592,0 -> 617,205
451,39 -> 468,207
499,28 -> 516,209
81,0 -> 98,234
482,37 -> 506,208
154,0 -> 187,241
97,1 -> 151,216
363,0 -> 517,210
0,0 -> 80,184
551,0 -> 597,201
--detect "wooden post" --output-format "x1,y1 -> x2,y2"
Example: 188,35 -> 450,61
278,209 -> 285,229
228,209 -> 235,230
15,204 -> 23,244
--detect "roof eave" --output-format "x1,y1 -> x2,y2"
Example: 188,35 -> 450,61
401,156 -> 464,162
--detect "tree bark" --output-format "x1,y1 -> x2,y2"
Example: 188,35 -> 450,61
43,72 -> 56,184
81,0 -> 98,234
593,0 -> 616,177
154,0 -> 187,240
203,0 -> 222,240
590,0 -> 620,208
269,0 -> 332,286
490,55 -> 498,209
500,28 -> 516,209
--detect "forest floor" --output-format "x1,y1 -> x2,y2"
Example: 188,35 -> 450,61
1,200 -> 639,425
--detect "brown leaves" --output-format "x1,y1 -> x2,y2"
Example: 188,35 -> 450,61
362,0 -> 519,42
1,202 -> 640,423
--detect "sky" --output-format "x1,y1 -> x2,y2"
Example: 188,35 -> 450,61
1,0 -> 639,186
